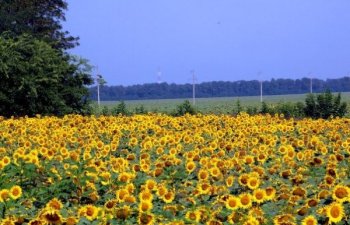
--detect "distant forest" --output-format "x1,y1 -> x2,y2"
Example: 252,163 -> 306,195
90,77 -> 350,101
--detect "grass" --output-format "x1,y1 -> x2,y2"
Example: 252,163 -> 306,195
94,92 -> 350,114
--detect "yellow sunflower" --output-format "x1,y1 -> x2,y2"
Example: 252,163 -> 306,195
253,189 -> 266,204
265,187 -> 276,201
243,216 -> 260,225
247,177 -> 260,190
9,185 -> 22,200
332,184 -> 350,203
185,211 -> 201,223
78,205 -> 99,221
41,208 -> 63,225
185,161 -> 196,173
162,191 -> 175,204
139,201 -> 153,213
65,217 -> 78,225
46,198 -> 63,210
239,193 -> 253,209
138,213 -> 155,225
225,195 -> 240,210
326,202 -> 344,223
301,215 -> 317,225
0,189 -> 10,202
225,175 -> 235,187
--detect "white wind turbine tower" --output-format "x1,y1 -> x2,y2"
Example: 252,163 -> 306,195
96,66 -> 101,109
258,72 -> 263,102
309,72 -> 313,94
191,70 -> 197,105
157,67 -> 162,84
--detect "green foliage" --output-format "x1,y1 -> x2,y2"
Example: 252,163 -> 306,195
134,105 -> 147,114
233,99 -> 243,115
304,94 -> 317,118
246,106 -> 259,115
260,101 -> 274,114
101,106 -> 110,116
304,90 -> 348,119
333,93 -> 348,117
0,0 -> 77,50
111,101 -> 129,116
0,34 -> 93,117
173,100 -> 196,116
275,102 -> 305,118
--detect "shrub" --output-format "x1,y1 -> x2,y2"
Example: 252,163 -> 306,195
233,99 -> 243,115
173,100 -> 196,116
304,90 -> 347,119
246,106 -> 258,115
260,102 -> 275,115
111,101 -> 129,116
134,105 -> 147,114
275,102 -> 305,118
101,106 -> 110,116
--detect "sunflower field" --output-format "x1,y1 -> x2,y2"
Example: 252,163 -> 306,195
0,113 -> 349,225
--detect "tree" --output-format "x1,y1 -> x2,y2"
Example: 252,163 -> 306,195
0,0 -> 78,50
304,94 -> 317,118
233,99 -> 243,115
304,90 -> 347,119
332,93 -> 347,117
0,34 -> 93,117
173,100 -> 196,116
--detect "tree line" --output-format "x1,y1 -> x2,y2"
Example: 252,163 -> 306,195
90,77 -> 350,101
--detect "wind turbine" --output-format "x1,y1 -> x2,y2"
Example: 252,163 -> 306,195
95,66 -> 106,109
258,72 -> 263,102
308,72 -> 313,94
157,67 -> 162,84
190,70 -> 197,105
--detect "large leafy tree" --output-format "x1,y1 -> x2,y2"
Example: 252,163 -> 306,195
0,0 -> 94,117
0,0 -> 78,50
0,34 -> 93,117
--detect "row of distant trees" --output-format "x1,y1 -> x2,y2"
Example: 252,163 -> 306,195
0,0 -> 93,117
96,90 -> 348,119
90,77 -> 350,101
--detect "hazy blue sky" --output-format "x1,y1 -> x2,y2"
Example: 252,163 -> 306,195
64,1 -> 350,86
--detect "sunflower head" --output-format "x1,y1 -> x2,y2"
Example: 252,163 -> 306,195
64,217 -> 78,225
145,179 -> 157,191
301,215 -> 317,225
41,208 -> 63,225
0,189 -> 10,202
162,191 -> 175,203
138,213 -> 154,225
46,198 -> 63,210
28,218 -> 45,225
239,193 -> 252,209
9,185 -> 22,200
139,200 -> 153,213
185,210 -> 201,223
265,187 -> 276,201
115,205 -> 131,220
243,216 -> 260,225
225,195 -> 240,210
247,177 -> 260,190
225,176 -> 235,187
253,189 -> 266,203
185,161 -> 196,173
139,190 -> 153,202
326,202 -> 344,223
1,217 -> 16,225
332,185 -> 350,203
